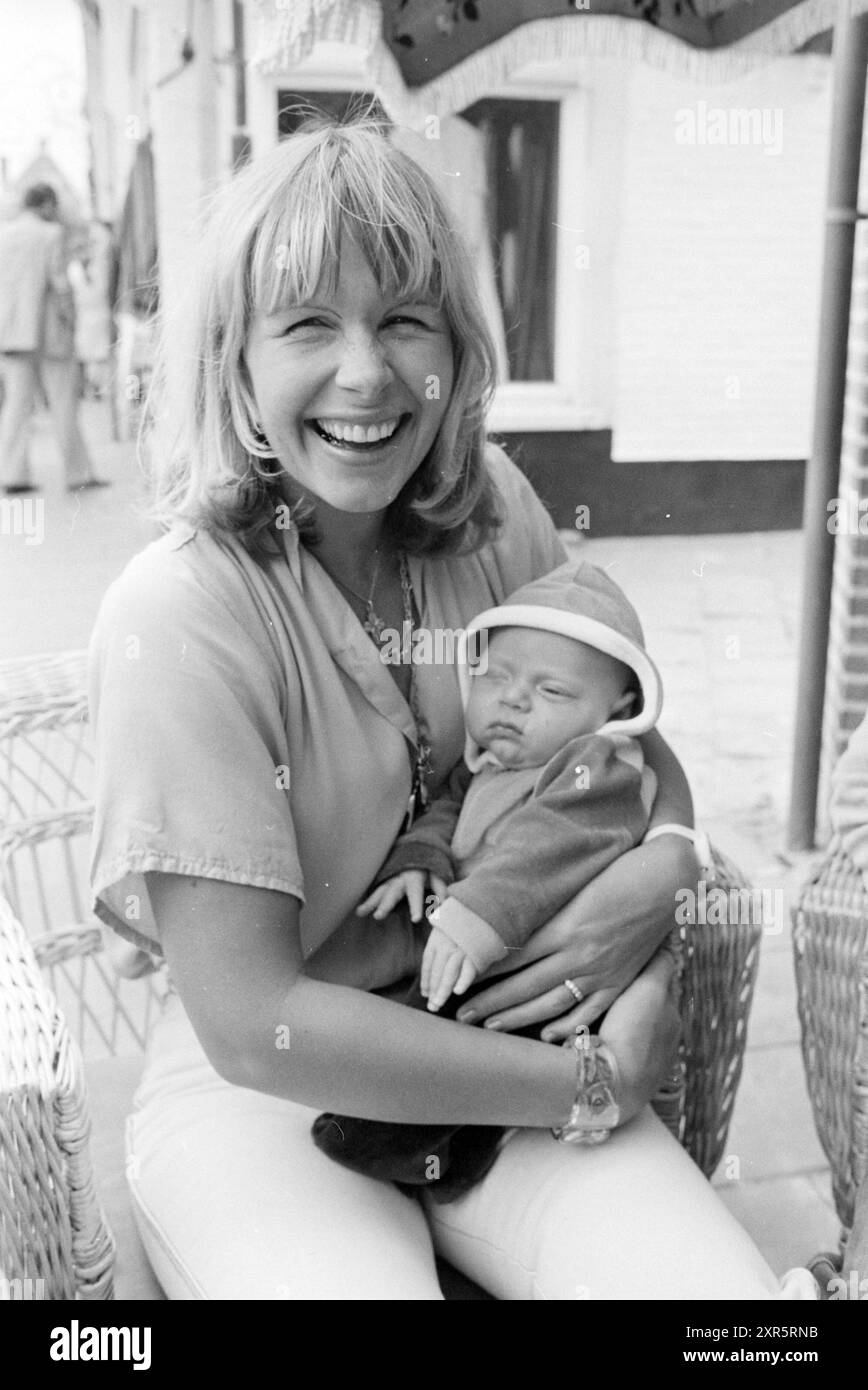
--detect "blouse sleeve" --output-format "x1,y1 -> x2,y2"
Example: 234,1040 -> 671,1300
88,537 -> 304,954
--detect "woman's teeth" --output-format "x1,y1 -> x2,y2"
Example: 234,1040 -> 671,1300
315,417 -> 400,445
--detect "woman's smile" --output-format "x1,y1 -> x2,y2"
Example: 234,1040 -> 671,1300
310,414 -> 406,448
245,238 -> 454,512
307,411 -> 410,454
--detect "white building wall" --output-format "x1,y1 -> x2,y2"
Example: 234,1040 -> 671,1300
570,58 -> 632,429
611,56 -> 831,462
88,4 -> 838,468
97,0 -> 148,217
247,42 -> 834,464
91,0 -> 236,294
149,0 -> 218,306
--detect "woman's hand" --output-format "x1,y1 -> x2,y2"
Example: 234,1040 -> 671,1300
455,834 -> 698,1038
596,945 -> 682,1126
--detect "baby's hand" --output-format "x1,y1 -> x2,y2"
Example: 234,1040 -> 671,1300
357,869 -> 429,923
421,925 -> 478,1012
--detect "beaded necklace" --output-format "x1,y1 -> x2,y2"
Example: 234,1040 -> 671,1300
397,552 -> 432,829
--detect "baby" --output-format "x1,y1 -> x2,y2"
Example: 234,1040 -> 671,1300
313,560 -> 667,1199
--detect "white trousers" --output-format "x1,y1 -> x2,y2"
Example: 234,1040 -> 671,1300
0,351 -> 94,487
125,991 -> 817,1301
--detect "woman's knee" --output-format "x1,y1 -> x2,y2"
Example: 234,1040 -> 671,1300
127,1096 -> 443,1300
427,1110 -> 790,1301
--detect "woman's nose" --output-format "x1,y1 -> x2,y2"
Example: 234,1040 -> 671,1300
333,332 -> 394,395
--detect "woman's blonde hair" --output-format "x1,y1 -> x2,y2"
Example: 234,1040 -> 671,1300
144,115 -> 503,557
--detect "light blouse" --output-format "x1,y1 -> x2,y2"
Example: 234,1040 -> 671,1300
88,446 -> 566,959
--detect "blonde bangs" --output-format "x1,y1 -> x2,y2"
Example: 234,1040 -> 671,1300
248,138 -> 444,319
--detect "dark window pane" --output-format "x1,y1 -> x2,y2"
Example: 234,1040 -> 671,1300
461,98 -> 558,382
277,91 -> 380,138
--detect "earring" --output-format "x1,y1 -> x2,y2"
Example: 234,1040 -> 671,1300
251,422 -> 272,454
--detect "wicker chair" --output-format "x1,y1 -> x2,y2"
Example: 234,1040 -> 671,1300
0,895 -> 114,1299
0,651 -> 162,1061
0,651 -> 165,1300
0,649 -> 763,1299
676,844 -> 763,1176
792,842 -> 868,1260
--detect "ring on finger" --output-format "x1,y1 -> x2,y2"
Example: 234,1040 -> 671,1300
563,978 -> 584,1004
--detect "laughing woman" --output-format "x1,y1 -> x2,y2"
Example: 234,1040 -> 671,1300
89,119 -> 816,1300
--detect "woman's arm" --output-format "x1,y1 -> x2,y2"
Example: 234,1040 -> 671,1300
639,728 -> 694,829
596,943 -> 682,1125
148,872 -> 575,1127
454,835 -> 696,1034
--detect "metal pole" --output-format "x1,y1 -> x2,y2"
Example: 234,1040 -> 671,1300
233,0 -> 247,130
787,4 -> 868,849
231,0 -> 251,168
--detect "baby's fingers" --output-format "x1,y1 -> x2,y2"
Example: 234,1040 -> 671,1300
453,958 -> 478,997
427,953 -> 465,1012
405,874 -> 426,923
420,936 -> 436,1000
429,876 -> 449,908
356,886 -> 386,916
358,881 -> 402,920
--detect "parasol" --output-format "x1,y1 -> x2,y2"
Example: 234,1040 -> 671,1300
251,0 -> 868,101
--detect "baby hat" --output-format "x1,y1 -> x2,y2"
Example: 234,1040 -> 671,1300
458,560 -> 663,765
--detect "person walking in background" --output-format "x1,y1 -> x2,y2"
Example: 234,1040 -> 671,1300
0,182 -> 107,495
69,221 -> 113,400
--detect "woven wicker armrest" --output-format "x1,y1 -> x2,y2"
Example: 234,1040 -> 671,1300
0,892 -> 115,1299
0,647 -> 163,1059
793,842 -> 868,1242
667,844 -> 762,1178
647,842 -> 763,1177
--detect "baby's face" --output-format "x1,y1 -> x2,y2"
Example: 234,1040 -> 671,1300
465,627 -> 633,770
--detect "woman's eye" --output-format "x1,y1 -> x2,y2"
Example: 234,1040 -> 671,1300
282,317 -> 328,335
383,315 -> 428,330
